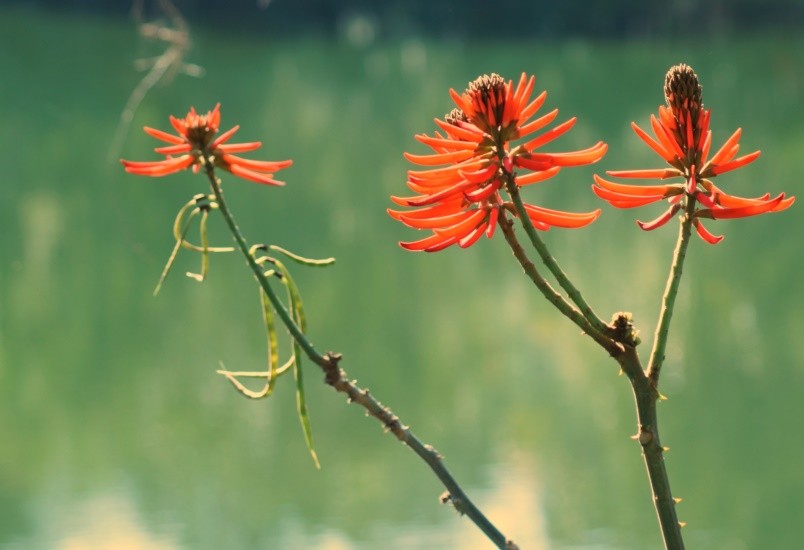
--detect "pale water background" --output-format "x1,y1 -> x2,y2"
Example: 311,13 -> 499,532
1,4 -> 803,549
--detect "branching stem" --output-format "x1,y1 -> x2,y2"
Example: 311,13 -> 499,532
501,171 -> 610,334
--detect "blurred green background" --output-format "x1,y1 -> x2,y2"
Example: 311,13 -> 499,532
1,2 -> 802,548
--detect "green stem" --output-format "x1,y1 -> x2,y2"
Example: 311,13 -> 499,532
620,348 -> 685,550
646,198 -> 696,385
498,212 -> 621,356
501,172 -> 610,335
202,161 -> 517,550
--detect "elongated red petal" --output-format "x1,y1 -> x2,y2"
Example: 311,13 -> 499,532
700,130 -> 712,165
511,75 -> 535,123
154,144 -> 192,155
636,204 -> 680,231
458,222 -> 487,248
650,114 -> 685,160
387,199 -> 462,218
211,125 -> 240,148
515,109 -> 559,139
144,126 -> 184,144
523,205 -> 600,228
396,210 -> 474,229
515,166 -> 561,186
433,118 -> 485,142
400,232 -> 458,252
632,121 -> 673,162
693,219 -> 724,244
434,209 -> 486,238
699,193 -> 785,219
529,142 -> 607,167
460,162 -> 499,184
400,178 -> 480,207
593,174 -> 679,197
415,135 -> 479,151
605,168 -> 682,179
218,142 -> 262,154
227,164 -> 285,186
708,128 -> 743,166
711,151 -> 761,175
513,155 -> 552,172
408,158 -> 487,179
121,155 -> 194,176
222,155 -> 292,172
521,118 -> 576,152
404,150 -> 475,166
567,142 -> 608,165
464,182 -> 500,202
449,89 -> 472,117
519,90 -> 547,123
485,206 -> 500,238
592,184 -> 668,208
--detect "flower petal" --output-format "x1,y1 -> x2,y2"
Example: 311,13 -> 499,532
698,193 -> 786,219
396,210 -> 474,229
227,164 -> 286,186
400,232 -> 458,252
218,141 -> 262,154
707,128 -> 742,166
593,174 -> 680,197
404,150 -> 475,166
515,166 -> 561,186
710,151 -> 761,175
523,204 -> 601,228
221,155 -> 293,172
144,126 -> 185,144
515,109 -> 559,140
211,125 -> 240,148
415,134 -> 480,151
121,155 -> 194,176
693,219 -> 724,244
434,209 -> 486,238
521,117 -> 576,152
154,144 -> 192,155
636,204 -> 680,231
529,142 -> 607,167
605,168 -> 682,179
631,121 -> 674,162
592,184 -> 668,208
458,222 -> 487,248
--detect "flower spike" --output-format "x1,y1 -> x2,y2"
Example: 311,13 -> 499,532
121,104 -> 292,186
391,72 -> 605,252
594,63 -> 794,243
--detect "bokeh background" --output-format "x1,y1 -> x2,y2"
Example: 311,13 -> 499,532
1,1 -> 802,548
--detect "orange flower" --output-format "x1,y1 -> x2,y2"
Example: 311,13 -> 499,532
389,73 -> 606,252
121,103 -> 292,185
593,64 -> 793,244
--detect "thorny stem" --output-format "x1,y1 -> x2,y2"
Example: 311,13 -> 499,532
498,211 -> 621,356
619,348 -> 685,550
647,197 -> 696,385
498,168 -> 684,548
201,158 -> 518,550
501,171 -> 610,335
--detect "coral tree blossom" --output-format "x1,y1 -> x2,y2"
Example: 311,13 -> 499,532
389,73 -> 607,251
593,64 -> 793,244
121,103 -> 292,185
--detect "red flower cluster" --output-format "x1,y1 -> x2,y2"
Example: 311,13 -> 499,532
593,64 -> 793,243
389,73 -> 607,252
121,103 -> 292,185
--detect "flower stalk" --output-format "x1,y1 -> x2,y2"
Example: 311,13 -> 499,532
647,196 -> 696,385
200,156 -> 517,550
